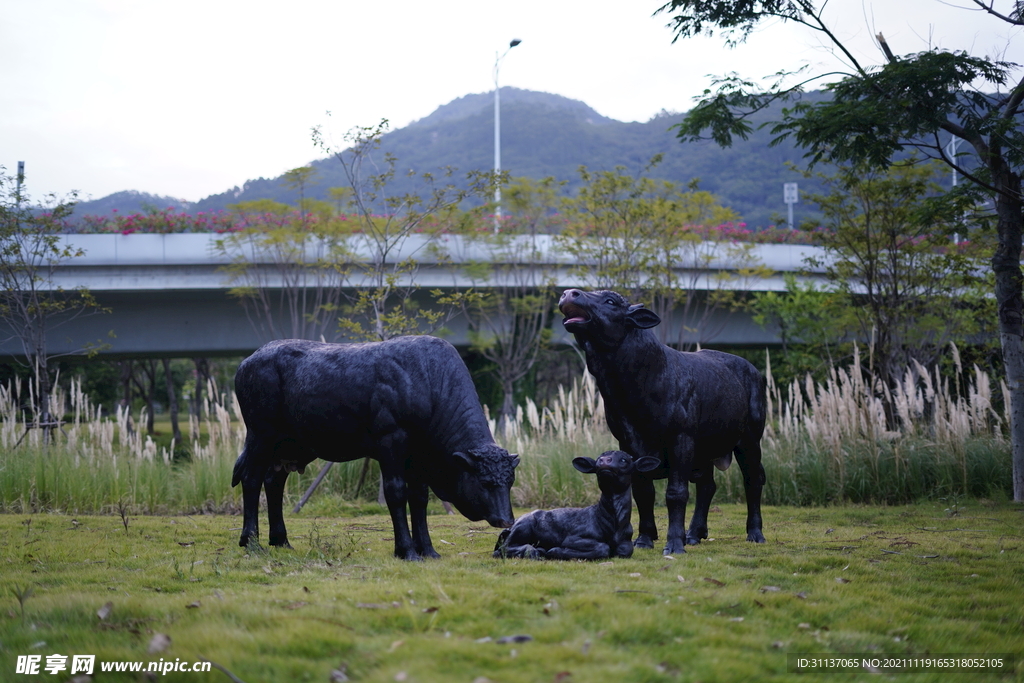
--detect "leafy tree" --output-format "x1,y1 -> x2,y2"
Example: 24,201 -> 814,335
808,161 -> 991,385
753,162 -> 992,389
556,161 -> 764,349
214,208 -> 350,344
313,118 -> 491,342
751,273 -> 842,383
460,178 -> 564,428
282,166 -> 318,223
0,169 -> 106,437
656,0 -> 1024,499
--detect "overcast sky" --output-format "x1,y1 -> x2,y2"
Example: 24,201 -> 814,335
4,0 -> 1022,203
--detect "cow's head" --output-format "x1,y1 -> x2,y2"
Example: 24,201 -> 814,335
572,450 -> 661,493
558,289 -> 660,350
435,444 -> 519,528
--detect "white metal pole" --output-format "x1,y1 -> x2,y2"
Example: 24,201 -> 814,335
494,62 -> 501,231
493,39 -> 520,233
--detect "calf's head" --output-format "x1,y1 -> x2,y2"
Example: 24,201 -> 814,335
572,450 -> 661,493
433,444 -> 519,528
558,289 -> 661,349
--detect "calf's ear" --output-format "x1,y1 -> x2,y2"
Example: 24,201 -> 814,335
572,457 -> 598,474
509,453 -> 521,468
633,456 -> 661,473
626,307 -> 661,329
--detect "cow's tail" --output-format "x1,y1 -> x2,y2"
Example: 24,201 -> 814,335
231,443 -> 250,488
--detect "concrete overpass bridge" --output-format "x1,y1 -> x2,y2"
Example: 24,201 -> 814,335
0,233 -> 827,359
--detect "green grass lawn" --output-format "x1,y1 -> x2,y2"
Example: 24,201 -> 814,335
0,501 -> 1021,682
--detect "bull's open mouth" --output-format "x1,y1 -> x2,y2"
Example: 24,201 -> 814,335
560,302 -> 590,326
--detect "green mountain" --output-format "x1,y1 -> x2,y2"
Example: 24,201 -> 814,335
79,88 -> 834,228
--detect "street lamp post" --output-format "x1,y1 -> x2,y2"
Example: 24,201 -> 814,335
493,38 -> 521,232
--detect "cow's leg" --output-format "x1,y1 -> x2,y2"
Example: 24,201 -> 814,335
735,440 -> 766,543
544,539 -> 612,561
239,467 -> 266,549
632,473 -> 658,549
264,467 -> 292,548
377,453 -> 420,561
407,478 -> 440,559
686,469 -> 716,545
664,435 -> 695,555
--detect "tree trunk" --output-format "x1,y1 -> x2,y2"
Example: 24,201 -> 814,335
33,354 -> 52,443
191,358 -> 210,441
162,358 -> 181,447
990,164 -> 1024,502
496,378 -> 516,437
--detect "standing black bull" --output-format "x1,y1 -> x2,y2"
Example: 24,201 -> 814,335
231,336 -> 519,561
558,288 -> 767,555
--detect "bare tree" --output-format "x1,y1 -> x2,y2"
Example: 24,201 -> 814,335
0,169 -> 106,439
215,202 -> 350,344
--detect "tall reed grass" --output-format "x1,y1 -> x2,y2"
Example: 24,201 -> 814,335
490,343 -> 1011,506
0,345 -> 1011,515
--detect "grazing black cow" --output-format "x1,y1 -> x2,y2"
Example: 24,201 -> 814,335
558,289 -> 767,555
493,450 -> 661,560
231,336 -> 520,561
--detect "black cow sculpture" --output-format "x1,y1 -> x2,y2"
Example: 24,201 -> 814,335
493,450 -> 660,560
231,336 -> 519,561
558,289 -> 767,555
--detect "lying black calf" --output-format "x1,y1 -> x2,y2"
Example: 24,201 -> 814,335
494,450 -> 660,560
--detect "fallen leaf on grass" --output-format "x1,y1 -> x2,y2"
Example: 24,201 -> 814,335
148,632 -> 171,653
97,601 -> 113,620
760,586 -> 781,593
795,592 -> 808,599
330,664 -> 349,683
754,600 -> 765,608
554,672 -> 572,683
704,577 -> 725,587
677,576 -> 686,582
389,640 -> 404,652
797,623 -> 811,629
283,601 -> 306,610
628,572 -> 641,578
302,586 -> 310,593
394,672 -> 407,682
496,634 -> 533,644
186,600 -> 201,609
729,617 -> 744,622
422,606 -> 439,613
835,577 -> 851,584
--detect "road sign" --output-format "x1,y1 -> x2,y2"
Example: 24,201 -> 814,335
784,182 -> 799,204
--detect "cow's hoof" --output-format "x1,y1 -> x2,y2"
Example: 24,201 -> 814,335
396,551 -> 424,562
747,530 -> 766,543
419,548 -> 441,560
269,540 -> 293,549
634,535 -> 655,549
685,535 -> 702,546
663,540 -> 687,555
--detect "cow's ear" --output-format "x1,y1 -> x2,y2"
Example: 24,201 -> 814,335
572,457 -> 598,474
453,451 -> 475,470
509,453 -> 521,468
626,307 -> 661,329
633,456 -> 661,473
